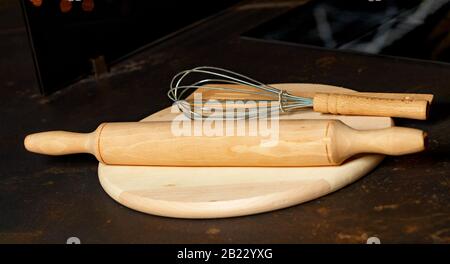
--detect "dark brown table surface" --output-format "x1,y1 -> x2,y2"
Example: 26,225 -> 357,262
1,0 -> 449,243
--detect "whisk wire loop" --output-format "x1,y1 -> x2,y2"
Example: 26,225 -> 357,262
168,66 -> 313,120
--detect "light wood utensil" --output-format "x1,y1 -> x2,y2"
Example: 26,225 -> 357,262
24,119 -> 425,167
25,84 -> 428,218
169,66 -> 433,120
193,84 -> 433,120
97,84 -> 398,218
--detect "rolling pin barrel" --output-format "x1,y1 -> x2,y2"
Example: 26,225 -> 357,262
24,120 -> 426,167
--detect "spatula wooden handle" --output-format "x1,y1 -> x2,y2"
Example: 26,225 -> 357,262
313,93 -> 429,120
24,120 -> 426,167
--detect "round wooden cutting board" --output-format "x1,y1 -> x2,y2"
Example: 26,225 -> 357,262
98,84 -> 393,219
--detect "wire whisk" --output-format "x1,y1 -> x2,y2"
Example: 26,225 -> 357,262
167,66 -> 313,120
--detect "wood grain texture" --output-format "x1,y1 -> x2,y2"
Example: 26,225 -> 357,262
189,83 -> 432,120
193,83 -> 434,103
313,93 -> 429,120
24,82 -> 425,167
92,119 -> 423,167
24,125 -> 104,162
98,84 -> 394,218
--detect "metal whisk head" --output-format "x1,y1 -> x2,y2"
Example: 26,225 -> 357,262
167,66 -> 313,120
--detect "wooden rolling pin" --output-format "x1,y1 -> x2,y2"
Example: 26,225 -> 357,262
24,120 -> 426,167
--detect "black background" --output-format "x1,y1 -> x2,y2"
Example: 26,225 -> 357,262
21,0 -> 240,94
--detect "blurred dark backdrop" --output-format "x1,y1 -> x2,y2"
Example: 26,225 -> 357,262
6,0 -> 450,95
20,0 -> 241,94
245,0 -> 450,65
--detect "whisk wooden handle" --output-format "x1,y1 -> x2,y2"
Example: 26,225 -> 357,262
24,120 -> 426,167
313,93 -> 429,120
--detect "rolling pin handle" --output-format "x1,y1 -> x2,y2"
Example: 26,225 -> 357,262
24,127 -> 103,160
339,126 -> 427,158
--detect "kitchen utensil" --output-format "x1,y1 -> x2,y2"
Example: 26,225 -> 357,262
24,119 -> 425,167
168,66 -> 432,120
98,84 -> 397,218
